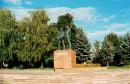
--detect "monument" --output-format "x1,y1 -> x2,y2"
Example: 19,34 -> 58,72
54,24 -> 76,69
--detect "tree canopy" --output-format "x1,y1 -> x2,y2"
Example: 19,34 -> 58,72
0,8 -> 130,68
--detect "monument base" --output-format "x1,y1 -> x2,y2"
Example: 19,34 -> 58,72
54,49 -> 76,69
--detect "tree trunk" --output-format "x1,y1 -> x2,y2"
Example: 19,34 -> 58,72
40,62 -> 43,68
107,62 -> 109,68
40,53 -> 44,68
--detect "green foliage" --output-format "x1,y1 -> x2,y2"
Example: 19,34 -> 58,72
15,9 -> 57,68
0,8 -> 17,30
1,8 -> 130,69
0,8 -> 17,66
0,9 -> 57,68
45,56 -> 54,68
105,32 -> 123,47
57,13 -> 73,30
93,40 -> 100,63
100,37 -> 115,66
114,33 -> 130,65
75,28 -> 91,63
93,33 -> 123,66
31,9 -> 49,24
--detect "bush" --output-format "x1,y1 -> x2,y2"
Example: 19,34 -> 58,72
14,64 -> 24,69
45,56 -> 54,68
74,63 -> 101,68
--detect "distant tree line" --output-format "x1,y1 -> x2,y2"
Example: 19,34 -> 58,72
93,32 -> 130,67
0,8 -> 130,68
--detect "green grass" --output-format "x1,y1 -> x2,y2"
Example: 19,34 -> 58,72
108,65 -> 130,69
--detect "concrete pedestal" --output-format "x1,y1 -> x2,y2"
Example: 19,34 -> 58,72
54,49 -> 76,69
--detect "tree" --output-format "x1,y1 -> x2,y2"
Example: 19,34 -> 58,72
31,9 -> 49,24
57,13 -> 73,30
115,33 -> 130,65
105,32 -> 122,47
15,9 -> 57,68
103,33 -> 123,66
0,8 -> 17,67
100,38 -> 115,66
75,28 -> 91,63
93,40 -> 100,63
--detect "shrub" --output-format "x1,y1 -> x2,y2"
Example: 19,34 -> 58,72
74,63 -> 101,68
45,56 -> 54,68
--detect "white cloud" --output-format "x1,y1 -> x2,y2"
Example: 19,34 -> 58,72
88,30 -> 127,37
72,7 -> 97,22
100,15 -> 116,22
46,7 -> 70,22
87,30 -> 127,42
11,7 -> 97,23
46,7 -> 97,23
108,23 -> 129,29
5,0 -> 21,4
11,8 -> 32,20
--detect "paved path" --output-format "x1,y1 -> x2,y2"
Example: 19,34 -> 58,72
0,68 -> 130,84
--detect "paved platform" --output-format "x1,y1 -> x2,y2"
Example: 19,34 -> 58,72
0,68 -> 130,84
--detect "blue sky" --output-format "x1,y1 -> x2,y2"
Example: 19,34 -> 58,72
1,0 -> 130,43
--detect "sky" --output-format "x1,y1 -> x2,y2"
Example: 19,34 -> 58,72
0,0 -> 130,43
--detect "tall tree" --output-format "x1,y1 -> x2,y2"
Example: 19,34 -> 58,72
15,9 -> 57,68
105,33 -> 123,65
75,28 -> 91,63
0,8 -> 17,67
115,33 -> 130,65
100,38 -> 115,66
93,40 -> 100,63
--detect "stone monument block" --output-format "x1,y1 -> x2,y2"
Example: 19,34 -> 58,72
54,49 -> 76,69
